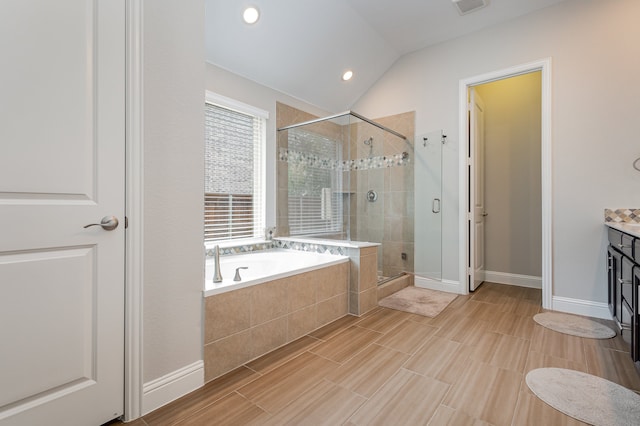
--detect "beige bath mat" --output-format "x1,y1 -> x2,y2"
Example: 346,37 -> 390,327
378,286 -> 457,318
533,312 -> 616,339
526,368 -> 640,426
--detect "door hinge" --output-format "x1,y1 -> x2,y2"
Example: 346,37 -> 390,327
125,216 -> 128,229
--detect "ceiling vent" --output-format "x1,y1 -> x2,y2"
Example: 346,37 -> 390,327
452,0 -> 488,15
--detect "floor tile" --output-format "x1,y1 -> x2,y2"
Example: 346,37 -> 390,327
237,352 -> 339,413
309,325 -> 382,363
143,366 -> 259,426
374,319 -> 439,354
173,392 -> 269,426
246,335 -> 320,374
353,307 -> 410,333
348,368 -> 449,425
511,391 -> 587,425
442,359 -> 522,426
328,343 -> 409,397
263,379 -> 365,425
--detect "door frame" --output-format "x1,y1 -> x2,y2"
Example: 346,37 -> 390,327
457,58 -> 552,310
124,0 -> 144,421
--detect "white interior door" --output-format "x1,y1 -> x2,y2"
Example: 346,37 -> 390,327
0,1 -> 125,425
469,88 -> 486,291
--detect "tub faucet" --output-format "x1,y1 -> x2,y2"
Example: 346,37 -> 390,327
212,245 -> 223,283
234,267 -> 248,282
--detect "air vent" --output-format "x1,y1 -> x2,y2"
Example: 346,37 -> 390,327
452,0 -> 488,15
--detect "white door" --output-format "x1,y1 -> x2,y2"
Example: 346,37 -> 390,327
468,88 -> 486,291
0,1 -> 125,425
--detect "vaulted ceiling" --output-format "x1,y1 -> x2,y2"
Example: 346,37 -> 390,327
205,0 -> 567,112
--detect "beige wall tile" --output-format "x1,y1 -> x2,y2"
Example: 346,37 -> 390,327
359,287 -> 378,315
377,275 -> 411,300
359,246 -> 377,257
204,330 -> 252,382
349,257 -> 360,294
250,316 -> 288,359
251,279 -> 288,326
349,291 -> 360,316
204,288 -> 252,344
360,253 -> 378,291
287,304 -> 317,341
287,273 -> 316,312
317,293 -> 348,327
317,263 -> 348,301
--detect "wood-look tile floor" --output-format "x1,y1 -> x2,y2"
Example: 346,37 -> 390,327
124,283 -> 640,426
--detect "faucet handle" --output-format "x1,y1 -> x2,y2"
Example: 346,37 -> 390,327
233,267 -> 248,282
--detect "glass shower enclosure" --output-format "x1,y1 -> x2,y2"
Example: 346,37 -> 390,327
277,111 -> 442,284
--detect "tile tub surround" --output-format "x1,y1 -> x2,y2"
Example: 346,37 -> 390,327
204,261 -> 349,382
204,248 -> 348,296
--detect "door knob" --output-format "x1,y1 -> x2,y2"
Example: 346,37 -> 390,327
84,216 -> 119,231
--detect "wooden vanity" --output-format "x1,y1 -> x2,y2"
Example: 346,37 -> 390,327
606,222 -> 640,372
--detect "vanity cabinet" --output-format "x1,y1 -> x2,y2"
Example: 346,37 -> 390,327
607,226 -> 639,371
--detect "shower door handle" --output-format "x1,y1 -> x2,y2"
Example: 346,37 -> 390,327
432,198 -> 441,213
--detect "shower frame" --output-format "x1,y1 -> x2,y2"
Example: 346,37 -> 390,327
277,109 -> 435,284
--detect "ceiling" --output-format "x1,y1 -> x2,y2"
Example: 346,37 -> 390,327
205,0 -> 566,112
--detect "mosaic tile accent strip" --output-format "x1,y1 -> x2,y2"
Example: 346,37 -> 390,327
205,242 -> 275,257
604,208 -> 640,224
273,239 -> 347,256
205,239 -> 349,257
279,148 -> 409,171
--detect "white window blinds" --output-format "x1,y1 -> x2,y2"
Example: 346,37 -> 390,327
204,97 -> 265,242
286,129 -> 343,236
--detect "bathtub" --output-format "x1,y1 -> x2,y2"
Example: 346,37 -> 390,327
204,248 -> 349,297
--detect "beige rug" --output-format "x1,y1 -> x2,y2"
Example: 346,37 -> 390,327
533,312 -> 616,339
378,286 -> 457,318
526,368 -> 640,426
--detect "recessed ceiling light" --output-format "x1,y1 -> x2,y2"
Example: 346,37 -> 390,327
243,7 -> 260,24
342,70 -> 353,81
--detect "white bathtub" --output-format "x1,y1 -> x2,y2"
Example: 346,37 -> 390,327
204,249 -> 349,297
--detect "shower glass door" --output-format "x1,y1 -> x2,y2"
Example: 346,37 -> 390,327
413,130 -> 443,282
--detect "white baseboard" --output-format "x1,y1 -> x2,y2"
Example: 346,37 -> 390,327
552,296 -> 612,320
142,360 -> 204,415
484,271 -> 542,289
415,275 -> 460,294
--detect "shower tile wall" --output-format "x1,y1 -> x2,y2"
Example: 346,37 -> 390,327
276,102 -> 415,280
351,112 -> 415,279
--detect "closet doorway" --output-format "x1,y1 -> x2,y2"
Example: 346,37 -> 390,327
458,59 -> 552,309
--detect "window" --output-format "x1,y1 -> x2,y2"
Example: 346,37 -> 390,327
204,92 -> 267,243
286,128 -> 343,236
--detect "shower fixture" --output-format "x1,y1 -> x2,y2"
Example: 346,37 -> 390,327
364,137 -> 373,157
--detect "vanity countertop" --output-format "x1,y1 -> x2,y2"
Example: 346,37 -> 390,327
605,221 -> 640,238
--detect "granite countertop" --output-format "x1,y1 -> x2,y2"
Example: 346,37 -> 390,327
605,222 -> 640,238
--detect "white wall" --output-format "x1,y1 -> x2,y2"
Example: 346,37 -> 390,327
353,0 -> 640,303
142,0 -> 204,388
205,63 -> 331,227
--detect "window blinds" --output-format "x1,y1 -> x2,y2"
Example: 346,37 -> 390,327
287,129 -> 343,236
204,102 -> 264,242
